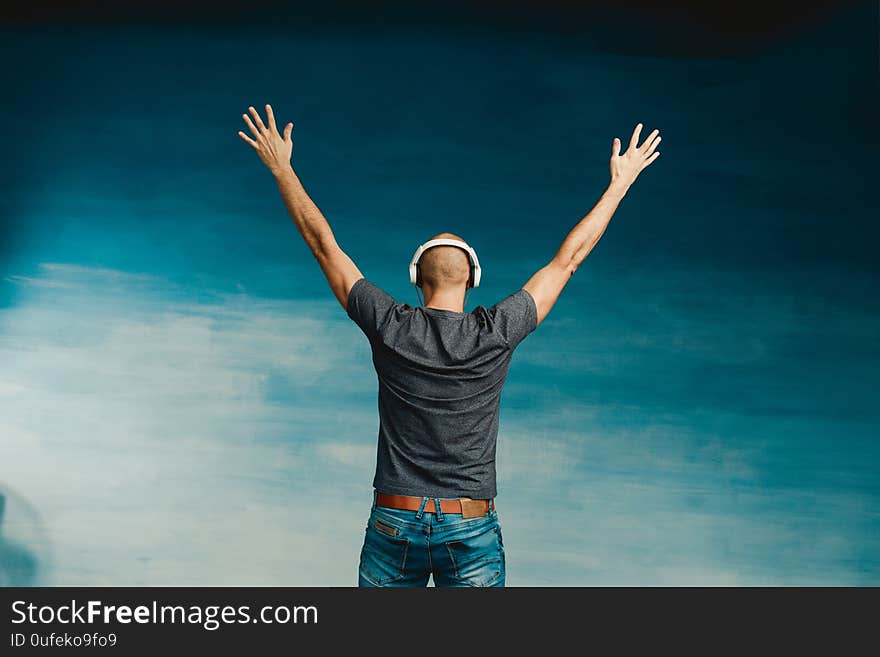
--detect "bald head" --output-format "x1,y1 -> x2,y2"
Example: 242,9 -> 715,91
418,232 -> 471,289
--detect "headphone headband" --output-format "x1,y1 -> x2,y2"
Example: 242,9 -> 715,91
409,238 -> 482,289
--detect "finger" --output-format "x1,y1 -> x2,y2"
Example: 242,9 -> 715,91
242,113 -> 261,140
628,122 -> 643,150
611,137 -> 621,157
248,106 -> 268,133
265,103 -> 278,133
643,135 -> 661,157
640,151 -> 660,169
283,122 -> 293,142
639,128 -> 659,151
237,130 -> 258,148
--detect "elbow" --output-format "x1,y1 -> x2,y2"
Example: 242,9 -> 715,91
314,233 -> 339,260
556,240 -> 595,275
550,255 -> 577,277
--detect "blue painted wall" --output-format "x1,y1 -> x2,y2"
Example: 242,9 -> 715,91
0,3 -> 877,584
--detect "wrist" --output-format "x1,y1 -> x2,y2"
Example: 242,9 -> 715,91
272,162 -> 295,181
606,178 -> 629,199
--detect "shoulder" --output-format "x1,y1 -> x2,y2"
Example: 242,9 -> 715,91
346,278 -> 417,337
483,288 -> 537,318
473,288 -> 538,348
346,278 -> 396,311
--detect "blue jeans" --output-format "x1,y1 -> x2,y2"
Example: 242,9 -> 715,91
358,493 -> 506,587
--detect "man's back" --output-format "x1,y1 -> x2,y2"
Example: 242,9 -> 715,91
347,277 -> 538,499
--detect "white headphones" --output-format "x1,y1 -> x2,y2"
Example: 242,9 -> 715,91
409,238 -> 482,289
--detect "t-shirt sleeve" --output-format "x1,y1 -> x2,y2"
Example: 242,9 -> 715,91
346,277 -> 399,340
487,288 -> 539,349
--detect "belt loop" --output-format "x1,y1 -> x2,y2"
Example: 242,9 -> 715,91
415,496 -> 428,520
434,498 -> 444,522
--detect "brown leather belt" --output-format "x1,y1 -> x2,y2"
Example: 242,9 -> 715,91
375,493 -> 495,518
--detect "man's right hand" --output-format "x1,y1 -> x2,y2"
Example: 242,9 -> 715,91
238,103 -> 295,179
609,122 -> 661,190
523,122 -> 662,326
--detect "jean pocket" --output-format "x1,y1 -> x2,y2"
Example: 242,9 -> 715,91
359,518 -> 410,586
444,521 -> 504,587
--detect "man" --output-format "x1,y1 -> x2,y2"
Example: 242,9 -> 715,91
238,104 -> 661,586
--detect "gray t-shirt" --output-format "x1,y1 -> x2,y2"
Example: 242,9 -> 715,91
346,277 -> 538,499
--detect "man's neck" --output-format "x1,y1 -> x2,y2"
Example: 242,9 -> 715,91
423,289 -> 465,312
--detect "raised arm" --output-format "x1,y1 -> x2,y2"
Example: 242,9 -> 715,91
523,122 -> 661,325
238,104 -> 363,310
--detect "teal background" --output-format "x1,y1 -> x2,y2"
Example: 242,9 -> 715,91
0,3 -> 877,584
